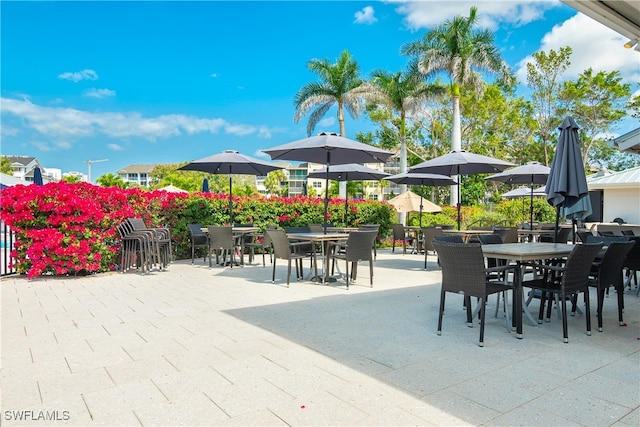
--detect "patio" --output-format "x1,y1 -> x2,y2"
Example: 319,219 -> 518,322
1,249 -> 638,426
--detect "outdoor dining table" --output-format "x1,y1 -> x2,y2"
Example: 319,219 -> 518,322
517,229 -> 555,242
480,242 -> 575,338
286,232 -> 350,283
442,229 -> 495,242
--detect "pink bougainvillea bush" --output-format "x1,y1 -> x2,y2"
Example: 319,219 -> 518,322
0,182 -> 397,278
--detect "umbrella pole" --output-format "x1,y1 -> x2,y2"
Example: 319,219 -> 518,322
344,173 -> 348,226
457,176 -> 461,230
323,151 -> 330,234
554,206 -> 560,242
229,168 -> 233,225
529,182 -> 535,228
419,180 -> 424,228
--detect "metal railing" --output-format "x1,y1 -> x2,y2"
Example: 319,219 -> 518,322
1,221 -> 16,276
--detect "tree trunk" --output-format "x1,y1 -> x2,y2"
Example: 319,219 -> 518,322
338,102 -> 346,137
399,112 -> 407,225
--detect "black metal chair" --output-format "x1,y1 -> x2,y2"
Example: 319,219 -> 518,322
522,243 -> 603,343
432,241 -> 515,347
588,240 -> 635,332
327,230 -> 377,289
622,236 -> 640,295
540,227 -> 572,243
390,223 -> 412,254
266,229 -> 317,287
187,224 -> 209,264
494,227 -> 518,244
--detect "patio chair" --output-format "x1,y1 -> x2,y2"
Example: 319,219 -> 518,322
327,230 -> 377,289
540,226 -> 572,243
621,229 -> 635,236
421,227 -> 443,270
522,243 -> 603,343
359,224 -> 380,260
588,240 -> 635,332
622,236 -> 640,294
127,218 -> 172,269
391,223 -> 412,254
207,226 -> 241,268
187,224 -> 209,264
598,230 -> 616,236
117,222 -> 153,274
244,225 -> 277,267
266,229 -> 317,287
432,241 -> 515,347
494,227 -> 518,244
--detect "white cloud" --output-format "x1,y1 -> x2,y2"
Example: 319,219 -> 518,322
210,73 -> 218,78
516,13 -> 640,84
354,6 -> 378,25
83,88 -> 116,98
57,69 -> 98,83
0,97 -> 281,144
389,0 -> 559,30
107,143 -> 124,151
318,117 -> 336,129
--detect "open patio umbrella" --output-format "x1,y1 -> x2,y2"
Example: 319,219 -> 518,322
409,150 -> 515,229
263,132 -> 393,232
307,163 -> 390,224
388,191 -> 441,225
179,150 -> 282,224
33,166 -> 43,186
384,172 -> 456,226
486,161 -> 550,228
546,117 -> 589,242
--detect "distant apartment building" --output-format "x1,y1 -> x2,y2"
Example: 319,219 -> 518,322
4,155 -> 58,184
117,164 -> 155,187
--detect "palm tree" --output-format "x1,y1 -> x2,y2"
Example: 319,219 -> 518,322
294,50 -> 373,137
401,6 -> 513,205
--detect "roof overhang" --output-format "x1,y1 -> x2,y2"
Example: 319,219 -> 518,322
610,127 -> 640,154
561,1 -> 640,47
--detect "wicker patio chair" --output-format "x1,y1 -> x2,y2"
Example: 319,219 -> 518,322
494,227 -> 518,244
244,225 -> 277,267
327,230 -> 377,289
622,236 -> 640,294
207,226 -> 241,268
266,229 -> 317,287
421,227 -> 443,270
432,241 -> 515,347
588,240 -> 635,332
187,224 -> 209,264
359,224 -> 380,260
390,223 -> 412,254
522,243 -> 603,343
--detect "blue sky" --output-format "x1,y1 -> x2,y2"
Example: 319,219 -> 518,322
2,1 -> 638,182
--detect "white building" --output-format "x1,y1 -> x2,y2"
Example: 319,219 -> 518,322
587,166 -> 640,225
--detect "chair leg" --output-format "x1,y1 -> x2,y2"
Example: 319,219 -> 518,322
437,289 -> 446,335
616,285 -> 625,326
465,296 -> 473,327
478,297 -> 486,347
286,260 -> 292,287
561,291 -> 569,343
369,259 -> 373,287
584,290 -> 591,336
597,288 -> 605,332
345,259 -> 349,289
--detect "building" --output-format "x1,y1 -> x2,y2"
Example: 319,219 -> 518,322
587,166 -> 640,225
117,164 -> 156,187
4,155 -> 57,184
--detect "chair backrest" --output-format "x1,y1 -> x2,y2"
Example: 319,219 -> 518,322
284,226 -> 311,233
344,230 -> 377,262
585,234 -> 628,246
390,223 -> 406,239
435,224 -> 454,230
478,234 -> 503,245
421,227 -> 444,252
433,241 -> 488,297
621,229 -> 635,236
594,240 -> 635,288
577,230 -> 592,243
494,227 -> 518,244
561,243 -> 604,292
598,230 -> 616,236
308,224 -> 324,232
187,224 -> 208,245
433,234 -> 464,244
127,217 -> 149,231
266,229 -> 293,260
622,236 -> 640,270
208,226 -> 234,250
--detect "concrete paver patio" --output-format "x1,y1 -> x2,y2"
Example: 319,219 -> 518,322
1,249 -> 639,426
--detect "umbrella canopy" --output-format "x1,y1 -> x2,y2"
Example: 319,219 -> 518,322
546,117 -> 589,240
501,186 -> 546,199
179,150 -> 282,224
263,132 -> 393,232
33,166 -> 43,186
201,178 -> 210,193
158,184 -> 188,193
486,161 -> 550,226
384,172 -> 456,226
388,191 -> 441,214
409,150 -> 515,229
307,164 -> 390,224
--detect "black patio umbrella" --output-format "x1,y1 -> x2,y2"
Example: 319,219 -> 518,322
263,132 -> 393,232
307,163 -> 390,224
409,150 -> 515,229
179,150 -> 282,224
33,166 -> 43,186
545,117 -> 589,241
485,161 -> 550,228
384,172 -> 456,226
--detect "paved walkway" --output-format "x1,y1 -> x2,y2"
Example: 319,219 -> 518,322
1,249 -> 639,426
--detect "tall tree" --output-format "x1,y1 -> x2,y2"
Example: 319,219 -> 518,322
525,46 -> 572,165
96,173 -> 129,188
294,50 -> 372,137
559,68 -> 632,167
401,6 -> 513,205
0,156 -> 12,174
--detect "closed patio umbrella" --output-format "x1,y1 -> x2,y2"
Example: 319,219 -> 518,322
486,161 -> 550,227
33,166 -> 43,186
263,132 -> 393,232
201,178 -> 210,193
409,151 -> 515,229
179,150 -> 282,224
546,117 -> 589,241
307,163 -> 390,224
384,172 -> 455,226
